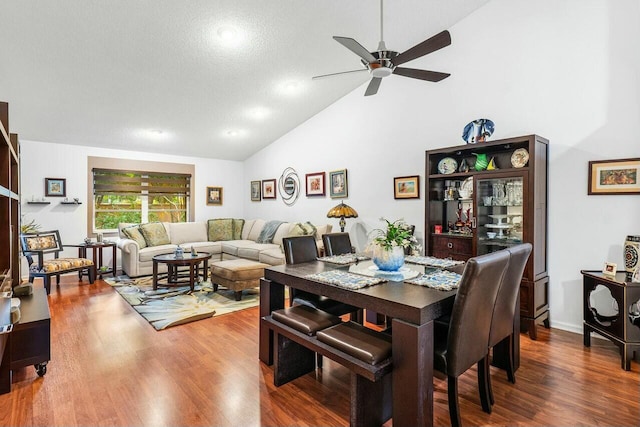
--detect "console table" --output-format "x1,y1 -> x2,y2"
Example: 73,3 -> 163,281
581,270 -> 640,370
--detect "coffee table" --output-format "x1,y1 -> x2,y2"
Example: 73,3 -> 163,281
152,252 -> 212,291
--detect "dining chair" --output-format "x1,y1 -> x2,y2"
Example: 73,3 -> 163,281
321,232 -> 353,256
282,235 -> 364,368
482,243 -> 532,408
433,249 -> 510,427
282,235 -> 363,318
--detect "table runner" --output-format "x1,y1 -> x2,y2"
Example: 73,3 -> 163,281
305,270 -> 386,290
404,268 -> 462,291
317,254 -> 370,265
405,255 -> 464,268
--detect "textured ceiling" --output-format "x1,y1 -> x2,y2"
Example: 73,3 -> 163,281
0,0 -> 488,160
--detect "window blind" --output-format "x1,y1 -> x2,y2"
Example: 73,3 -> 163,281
92,168 -> 191,196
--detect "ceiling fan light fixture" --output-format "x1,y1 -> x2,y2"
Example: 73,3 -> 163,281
371,66 -> 392,78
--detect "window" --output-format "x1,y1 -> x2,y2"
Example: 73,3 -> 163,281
90,162 -> 192,232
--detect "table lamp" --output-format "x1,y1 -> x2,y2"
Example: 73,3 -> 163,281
326,202 -> 358,232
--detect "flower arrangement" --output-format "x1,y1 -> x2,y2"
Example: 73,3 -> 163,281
369,218 -> 421,253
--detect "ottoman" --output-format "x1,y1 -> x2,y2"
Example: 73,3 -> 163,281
210,259 -> 269,301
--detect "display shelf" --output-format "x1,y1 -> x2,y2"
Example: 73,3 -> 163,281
60,201 -> 82,205
426,134 -> 549,339
27,201 -> 50,205
0,101 -> 20,288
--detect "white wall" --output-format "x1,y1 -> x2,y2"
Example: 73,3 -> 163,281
243,0 -> 640,333
20,140 -> 243,272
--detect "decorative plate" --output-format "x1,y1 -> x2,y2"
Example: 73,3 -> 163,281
437,157 -> 458,174
462,119 -> 495,144
459,177 -> 473,199
511,148 -> 529,168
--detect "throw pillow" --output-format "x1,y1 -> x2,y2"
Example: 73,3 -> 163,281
208,218 -> 234,241
122,225 -> 148,249
139,222 -> 170,247
256,220 -> 285,244
289,221 -> 317,238
232,218 -> 245,240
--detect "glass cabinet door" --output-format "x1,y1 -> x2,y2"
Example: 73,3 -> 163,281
476,176 -> 525,255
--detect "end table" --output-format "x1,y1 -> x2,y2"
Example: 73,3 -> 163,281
68,241 -> 117,279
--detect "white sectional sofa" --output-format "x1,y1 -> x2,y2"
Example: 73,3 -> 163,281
116,219 -> 331,277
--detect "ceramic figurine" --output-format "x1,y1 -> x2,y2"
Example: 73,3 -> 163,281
487,157 -> 498,170
473,153 -> 488,171
459,158 -> 469,173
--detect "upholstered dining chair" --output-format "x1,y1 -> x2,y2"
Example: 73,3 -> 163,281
482,243 -> 532,409
321,232 -> 353,256
282,236 -> 362,322
433,249 -> 510,427
282,235 -> 364,368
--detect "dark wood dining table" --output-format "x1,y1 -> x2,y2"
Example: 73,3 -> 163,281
260,259 -> 468,427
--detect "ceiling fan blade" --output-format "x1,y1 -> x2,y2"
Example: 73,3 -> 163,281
333,36 -> 377,64
312,69 -> 368,80
393,67 -> 450,82
391,30 -> 451,66
364,77 -> 382,96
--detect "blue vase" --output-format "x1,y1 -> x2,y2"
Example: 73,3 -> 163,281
372,246 -> 405,272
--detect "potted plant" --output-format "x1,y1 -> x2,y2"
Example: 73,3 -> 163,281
368,218 -> 420,271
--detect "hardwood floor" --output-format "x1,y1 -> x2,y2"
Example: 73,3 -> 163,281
0,277 -> 638,426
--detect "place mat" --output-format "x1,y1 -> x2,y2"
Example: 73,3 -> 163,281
317,254 -> 370,265
405,269 -> 462,291
405,255 -> 464,268
305,270 -> 386,290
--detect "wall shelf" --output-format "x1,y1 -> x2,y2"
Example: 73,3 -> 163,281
27,201 -> 50,205
60,201 -> 82,205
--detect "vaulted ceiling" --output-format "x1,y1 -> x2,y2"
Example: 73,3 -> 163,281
0,0 -> 488,160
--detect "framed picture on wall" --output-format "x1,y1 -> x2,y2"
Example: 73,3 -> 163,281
262,179 -> 277,199
588,158 -> 640,195
305,172 -> 325,197
206,186 -> 223,205
250,180 -> 261,201
329,169 -> 348,198
394,175 -> 420,199
45,178 -> 66,197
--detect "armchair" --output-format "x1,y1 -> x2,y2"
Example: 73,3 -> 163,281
20,230 -> 95,295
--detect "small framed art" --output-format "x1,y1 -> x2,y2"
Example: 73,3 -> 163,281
45,178 -> 66,197
588,158 -> 640,195
394,175 -> 420,199
206,186 -> 223,205
602,261 -> 617,277
262,179 -> 277,199
305,172 -> 325,197
250,180 -> 261,201
329,169 -> 348,198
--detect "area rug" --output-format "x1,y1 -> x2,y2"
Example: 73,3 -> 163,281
105,276 -> 259,330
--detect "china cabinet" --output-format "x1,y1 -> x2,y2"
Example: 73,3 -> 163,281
425,134 -> 549,339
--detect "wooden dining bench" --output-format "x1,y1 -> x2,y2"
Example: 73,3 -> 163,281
264,305 -> 392,427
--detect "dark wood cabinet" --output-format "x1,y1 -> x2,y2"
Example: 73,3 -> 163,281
582,270 -> 640,370
10,288 -> 50,376
430,234 -> 472,261
425,134 -> 549,339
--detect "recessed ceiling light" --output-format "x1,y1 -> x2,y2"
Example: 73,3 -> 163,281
227,130 -> 238,137
135,129 -> 170,140
246,107 -> 270,120
214,25 -> 245,47
217,26 -> 237,41
280,80 -> 303,96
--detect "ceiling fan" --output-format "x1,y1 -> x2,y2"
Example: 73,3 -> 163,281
313,0 -> 451,96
